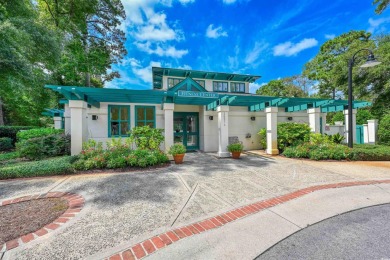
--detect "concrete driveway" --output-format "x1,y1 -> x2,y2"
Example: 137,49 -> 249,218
1,152 -> 390,260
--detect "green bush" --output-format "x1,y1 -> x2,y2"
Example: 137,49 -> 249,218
0,151 -> 20,162
309,133 -> 332,145
283,143 -> 351,161
128,126 -> 164,150
356,109 -> 374,125
258,128 -> 266,149
0,156 -> 76,179
227,142 -> 244,152
331,133 -> 345,144
168,144 -> 186,155
331,112 -> 345,125
17,128 -> 64,141
16,134 -> 71,160
378,114 -> 390,145
277,122 -> 311,151
350,144 -> 390,161
0,126 -> 35,144
0,137 -> 13,151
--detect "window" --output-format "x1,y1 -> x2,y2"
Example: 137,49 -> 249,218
213,81 -> 228,92
168,78 -> 183,88
195,80 -> 205,88
108,105 -> 130,137
231,82 -> 246,93
135,106 -> 156,127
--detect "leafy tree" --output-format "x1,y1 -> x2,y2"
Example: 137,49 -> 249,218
256,78 -> 308,97
373,0 -> 389,14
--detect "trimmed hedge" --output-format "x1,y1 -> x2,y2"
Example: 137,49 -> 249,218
0,126 -> 35,144
0,151 -> 19,162
0,156 -> 76,179
350,144 -> 390,161
0,137 -> 13,151
17,128 -> 64,141
16,134 -> 71,160
378,114 -> 390,145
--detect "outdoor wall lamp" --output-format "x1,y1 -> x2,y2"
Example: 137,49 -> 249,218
209,116 -> 213,120
347,49 -> 381,148
287,116 -> 293,121
250,116 -> 255,121
92,115 -> 98,120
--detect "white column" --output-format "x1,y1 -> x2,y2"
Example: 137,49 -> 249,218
363,124 -> 369,143
344,109 -> 357,143
307,108 -> 321,133
53,117 -> 62,129
321,113 -> 327,134
217,105 -> 230,157
64,103 -> 71,135
69,100 -> 88,155
163,103 -> 174,152
367,119 -> 378,144
266,107 -> 279,155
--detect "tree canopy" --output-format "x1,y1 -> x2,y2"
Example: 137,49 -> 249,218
256,77 -> 309,98
373,0 -> 389,14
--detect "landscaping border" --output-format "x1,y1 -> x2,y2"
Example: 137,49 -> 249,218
106,179 -> 390,260
0,192 -> 84,253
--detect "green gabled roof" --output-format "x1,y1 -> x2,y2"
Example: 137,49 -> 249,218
169,77 -> 207,92
152,67 -> 261,89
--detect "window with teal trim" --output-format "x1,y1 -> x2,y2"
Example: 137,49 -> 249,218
136,106 -> 155,127
108,105 -> 130,137
231,82 -> 245,93
213,81 -> 228,92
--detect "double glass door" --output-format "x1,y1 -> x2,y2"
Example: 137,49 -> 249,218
173,112 -> 199,150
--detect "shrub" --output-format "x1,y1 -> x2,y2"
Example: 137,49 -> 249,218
331,133 -> 345,144
277,122 -> 311,151
0,126 -> 35,144
16,134 -> 71,160
128,126 -> 164,150
283,143 -> 352,161
356,109 -> 374,125
0,151 -> 20,162
309,133 -> 332,145
378,113 -> 390,145
350,144 -> 390,161
0,156 -> 76,179
227,142 -> 244,152
331,112 -> 345,125
0,137 -> 13,151
258,128 -> 267,149
168,144 -> 186,156
17,128 -> 64,141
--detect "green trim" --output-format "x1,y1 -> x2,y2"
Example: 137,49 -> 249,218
108,105 -> 131,137
169,77 -> 207,92
42,108 -> 64,117
135,106 -> 156,128
173,112 -> 199,150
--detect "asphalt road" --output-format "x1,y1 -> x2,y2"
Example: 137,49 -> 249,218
256,203 -> 390,260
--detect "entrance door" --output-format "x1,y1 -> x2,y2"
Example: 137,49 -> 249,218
356,125 -> 364,144
173,112 -> 199,150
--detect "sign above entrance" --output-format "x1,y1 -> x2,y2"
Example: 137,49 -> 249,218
177,90 -> 219,98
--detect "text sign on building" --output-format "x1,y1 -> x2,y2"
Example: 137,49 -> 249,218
177,90 -> 219,98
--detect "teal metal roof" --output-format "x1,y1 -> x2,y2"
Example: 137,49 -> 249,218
45,85 -> 371,113
42,108 -> 64,117
152,67 -> 261,89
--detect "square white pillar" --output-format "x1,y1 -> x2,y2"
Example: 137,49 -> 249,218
367,119 -> 378,144
363,124 -> 369,143
64,103 -> 71,135
217,105 -> 230,157
307,108 -> 321,133
344,109 -> 357,143
163,103 -> 174,152
53,117 -> 62,129
69,100 -> 88,155
266,107 -> 279,155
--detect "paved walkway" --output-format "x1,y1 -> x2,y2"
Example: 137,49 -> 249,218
1,152 -> 390,259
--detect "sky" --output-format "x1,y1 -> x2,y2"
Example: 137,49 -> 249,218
106,0 -> 390,93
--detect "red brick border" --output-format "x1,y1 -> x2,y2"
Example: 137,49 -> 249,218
0,192 -> 84,253
106,179 -> 390,260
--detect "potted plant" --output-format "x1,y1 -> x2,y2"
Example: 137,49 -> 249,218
227,142 -> 244,159
168,144 -> 186,164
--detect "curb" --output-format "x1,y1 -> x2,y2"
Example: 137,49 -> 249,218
0,192 -> 85,253
105,179 -> 390,260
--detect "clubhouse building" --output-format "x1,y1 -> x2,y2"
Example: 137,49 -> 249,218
46,67 -> 373,156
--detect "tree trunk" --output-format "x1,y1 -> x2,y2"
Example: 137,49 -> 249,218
0,97 -> 4,126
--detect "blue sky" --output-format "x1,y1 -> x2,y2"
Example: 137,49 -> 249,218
106,0 -> 390,93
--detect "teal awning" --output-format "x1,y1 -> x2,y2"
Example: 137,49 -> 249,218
45,85 -> 371,113
42,108 -> 64,117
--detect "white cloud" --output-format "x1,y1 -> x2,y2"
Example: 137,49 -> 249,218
249,82 -> 266,94
206,24 -> 228,39
273,38 -> 318,57
135,42 -> 188,58
222,0 -> 236,4
368,17 -> 390,33
131,60 -> 162,83
324,34 -> 335,40
178,0 -> 195,4
178,64 -> 192,70
245,42 -> 268,64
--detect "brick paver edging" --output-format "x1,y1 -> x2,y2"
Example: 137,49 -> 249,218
106,179 -> 390,260
0,192 -> 85,253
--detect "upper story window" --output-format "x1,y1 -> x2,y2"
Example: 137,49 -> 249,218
195,80 -> 205,88
213,81 -> 228,92
231,82 -> 246,93
168,78 -> 205,89
108,105 -> 130,137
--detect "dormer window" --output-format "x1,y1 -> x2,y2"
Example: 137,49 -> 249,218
231,82 -> 245,93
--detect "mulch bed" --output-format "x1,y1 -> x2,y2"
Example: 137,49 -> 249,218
0,198 -> 68,245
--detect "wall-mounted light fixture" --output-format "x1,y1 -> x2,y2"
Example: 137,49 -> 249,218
287,116 -> 293,121
209,116 -> 213,120
246,133 -> 251,138
250,116 -> 255,121
92,115 -> 99,120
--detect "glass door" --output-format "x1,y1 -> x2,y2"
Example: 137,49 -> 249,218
173,112 -> 199,150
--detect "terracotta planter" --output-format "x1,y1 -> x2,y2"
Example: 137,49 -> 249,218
231,151 -> 241,159
173,154 -> 185,164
